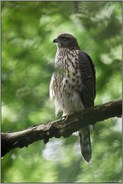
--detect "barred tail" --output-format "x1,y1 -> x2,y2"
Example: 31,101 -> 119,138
79,127 -> 91,163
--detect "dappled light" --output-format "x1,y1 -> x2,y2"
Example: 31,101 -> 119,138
2,1 -> 122,182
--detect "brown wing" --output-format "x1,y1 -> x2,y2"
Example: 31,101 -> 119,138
78,50 -> 96,108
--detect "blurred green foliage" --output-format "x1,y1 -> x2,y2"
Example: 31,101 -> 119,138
2,1 -> 122,183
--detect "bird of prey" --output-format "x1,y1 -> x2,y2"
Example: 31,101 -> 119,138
49,33 -> 96,162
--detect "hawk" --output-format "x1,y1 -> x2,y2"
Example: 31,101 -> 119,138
49,33 -> 96,162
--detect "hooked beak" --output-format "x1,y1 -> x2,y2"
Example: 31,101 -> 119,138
53,38 -> 58,43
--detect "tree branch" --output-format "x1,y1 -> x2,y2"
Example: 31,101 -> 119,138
1,99 -> 122,157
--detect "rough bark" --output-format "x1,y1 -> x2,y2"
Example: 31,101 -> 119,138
1,99 -> 122,157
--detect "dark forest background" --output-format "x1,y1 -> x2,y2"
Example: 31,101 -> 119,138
2,1 -> 122,182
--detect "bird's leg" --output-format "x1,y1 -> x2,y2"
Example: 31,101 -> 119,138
61,115 -> 66,120
61,114 -> 71,122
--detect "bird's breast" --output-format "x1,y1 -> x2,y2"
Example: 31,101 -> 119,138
55,48 -> 82,93
53,48 -> 83,114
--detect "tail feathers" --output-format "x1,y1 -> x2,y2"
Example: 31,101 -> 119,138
79,127 -> 91,163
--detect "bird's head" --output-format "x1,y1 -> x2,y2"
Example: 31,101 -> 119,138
53,33 -> 80,49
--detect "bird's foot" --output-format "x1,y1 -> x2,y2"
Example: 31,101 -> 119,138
61,114 -> 70,122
